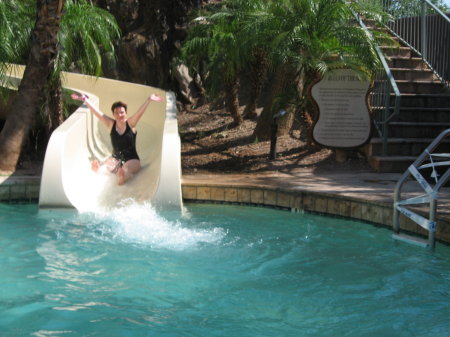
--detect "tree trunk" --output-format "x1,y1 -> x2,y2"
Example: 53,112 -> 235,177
44,77 -> 64,139
253,64 -> 294,141
94,0 -> 200,89
0,0 -> 64,173
243,48 -> 268,119
224,77 -> 242,126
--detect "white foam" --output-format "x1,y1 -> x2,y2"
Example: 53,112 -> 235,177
67,169 -> 116,212
79,200 -> 225,250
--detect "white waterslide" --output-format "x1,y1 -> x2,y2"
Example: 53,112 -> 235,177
5,65 -> 182,210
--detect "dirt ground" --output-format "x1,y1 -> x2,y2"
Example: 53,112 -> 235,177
178,104 -> 372,175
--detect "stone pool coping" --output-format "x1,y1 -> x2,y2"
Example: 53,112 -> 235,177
1,168 -> 449,243
182,170 -> 450,244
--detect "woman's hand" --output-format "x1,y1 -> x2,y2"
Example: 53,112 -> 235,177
149,94 -> 163,102
71,93 -> 88,102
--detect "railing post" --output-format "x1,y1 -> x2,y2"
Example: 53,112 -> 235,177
421,0 -> 427,60
382,121 -> 388,156
429,198 -> 437,249
393,191 -> 401,234
353,11 -> 400,158
382,82 -> 391,156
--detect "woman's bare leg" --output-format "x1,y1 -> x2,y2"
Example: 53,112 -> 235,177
104,158 -> 120,173
117,159 -> 141,185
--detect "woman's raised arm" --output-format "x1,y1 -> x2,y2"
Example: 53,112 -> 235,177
71,93 -> 114,130
127,94 -> 162,128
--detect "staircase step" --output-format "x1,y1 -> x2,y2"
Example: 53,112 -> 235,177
371,106 -> 450,123
367,155 -> 416,172
367,137 -> 450,156
387,57 -> 426,69
392,233 -> 430,247
395,80 -> 447,94
387,122 -> 450,138
370,93 -> 450,109
380,46 -> 413,58
369,154 -> 450,178
395,93 -> 450,108
390,68 -> 437,81
369,156 -> 450,180
390,108 -> 450,123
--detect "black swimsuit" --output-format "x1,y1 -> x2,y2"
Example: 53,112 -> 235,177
110,121 -> 140,163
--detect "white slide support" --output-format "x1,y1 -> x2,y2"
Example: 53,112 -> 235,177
5,65 -> 182,210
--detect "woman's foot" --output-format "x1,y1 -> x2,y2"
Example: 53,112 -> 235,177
91,160 -> 100,172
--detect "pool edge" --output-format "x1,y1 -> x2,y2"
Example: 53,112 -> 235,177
1,178 -> 449,244
181,182 -> 450,245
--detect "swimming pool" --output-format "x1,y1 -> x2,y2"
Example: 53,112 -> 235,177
1,202 -> 449,336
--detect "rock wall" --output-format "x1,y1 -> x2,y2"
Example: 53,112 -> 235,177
94,0 -> 201,90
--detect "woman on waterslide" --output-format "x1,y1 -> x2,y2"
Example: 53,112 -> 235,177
71,92 -> 163,185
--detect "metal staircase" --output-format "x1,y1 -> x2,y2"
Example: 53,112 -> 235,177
362,0 -> 450,172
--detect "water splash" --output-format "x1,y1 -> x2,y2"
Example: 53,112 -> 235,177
78,200 -> 226,251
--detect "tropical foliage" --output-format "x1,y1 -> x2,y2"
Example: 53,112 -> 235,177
44,0 -> 121,134
58,0 -> 120,77
181,6 -> 251,125
0,1 -> 33,61
1,0 -> 120,82
0,0 -> 120,172
0,0 -> 64,173
0,0 -> 120,128
0,0 -> 34,97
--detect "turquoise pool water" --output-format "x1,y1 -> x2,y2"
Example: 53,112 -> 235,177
0,202 -> 449,336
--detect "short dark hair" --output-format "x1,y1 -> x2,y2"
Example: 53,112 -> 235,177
111,101 -> 127,112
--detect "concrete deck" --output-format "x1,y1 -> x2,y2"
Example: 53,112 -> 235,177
1,166 -> 449,243
184,166 -> 450,207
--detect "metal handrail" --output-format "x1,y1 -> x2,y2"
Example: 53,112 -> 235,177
352,11 -> 401,156
382,0 -> 450,88
393,128 -> 450,249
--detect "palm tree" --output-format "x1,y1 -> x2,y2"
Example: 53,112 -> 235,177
43,0 -> 120,135
252,0 -> 388,141
181,6 -> 250,125
0,0 -> 64,173
0,0 -> 120,172
231,0 -> 272,120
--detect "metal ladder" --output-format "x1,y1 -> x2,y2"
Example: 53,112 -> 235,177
393,129 -> 450,249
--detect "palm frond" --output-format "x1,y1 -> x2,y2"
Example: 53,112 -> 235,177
59,0 -> 121,76
0,0 -> 34,101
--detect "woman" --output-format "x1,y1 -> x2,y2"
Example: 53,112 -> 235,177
71,92 -> 162,185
